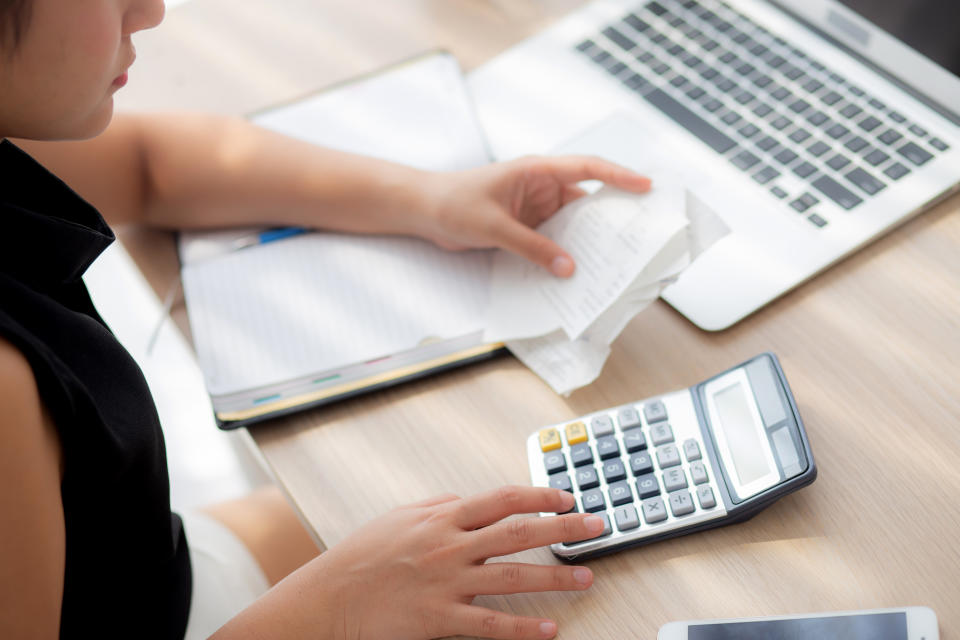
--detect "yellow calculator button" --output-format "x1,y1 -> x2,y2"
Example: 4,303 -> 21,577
564,421 -> 588,445
538,428 -> 562,452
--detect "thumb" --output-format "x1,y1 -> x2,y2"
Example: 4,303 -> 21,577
495,220 -> 575,277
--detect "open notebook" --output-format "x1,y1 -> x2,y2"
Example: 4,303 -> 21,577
179,52 -> 500,428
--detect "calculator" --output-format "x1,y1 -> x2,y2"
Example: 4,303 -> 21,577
526,353 -> 816,560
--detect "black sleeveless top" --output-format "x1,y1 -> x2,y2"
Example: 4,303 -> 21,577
0,140 -> 191,638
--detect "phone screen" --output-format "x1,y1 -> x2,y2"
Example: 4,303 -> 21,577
689,612 -> 907,639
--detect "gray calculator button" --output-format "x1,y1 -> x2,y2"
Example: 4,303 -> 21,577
623,429 -> 647,453
543,452 -> 566,474
697,485 -> 717,509
643,400 -> 668,423
576,466 -> 600,491
650,423 -> 675,446
581,489 -> 606,513
596,436 -> 620,460
615,505 -> 641,531
642,497 -> 668,524
662,468 -> 688,492
602,458 -> 627,483
669,491 -> 695,517
690,461 -> 709,485
683,438 -> 701,461
607,480 -> 633,506
635,473 -> 660,498
630,451 -> 654,476
591,415 -> 615,437
618,407 -> 642,430
549,473 -> 573,493
656,444 -> 681,468
570,443 -> 594,467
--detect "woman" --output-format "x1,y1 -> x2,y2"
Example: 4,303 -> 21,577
0,0 -> 653,638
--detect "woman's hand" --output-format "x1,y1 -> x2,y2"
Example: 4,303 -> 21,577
306,486 -> 603,640
421,156 -> 652,277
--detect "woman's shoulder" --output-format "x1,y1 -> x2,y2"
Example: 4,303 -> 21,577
0,335 -> 62,469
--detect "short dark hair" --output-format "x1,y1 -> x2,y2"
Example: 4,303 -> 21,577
0,0 -> 31,52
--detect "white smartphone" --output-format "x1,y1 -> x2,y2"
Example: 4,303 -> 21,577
658,607 -> 939,640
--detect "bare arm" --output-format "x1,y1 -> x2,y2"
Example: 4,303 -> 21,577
14,113 -> 652,276
0,339 -> 65,640
14,113 -> 432,236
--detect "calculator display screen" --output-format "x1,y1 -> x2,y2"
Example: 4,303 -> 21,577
688,612 -> 907,639
714,382 -> 770,486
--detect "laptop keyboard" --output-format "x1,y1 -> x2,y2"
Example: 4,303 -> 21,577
575,0 -> 950,228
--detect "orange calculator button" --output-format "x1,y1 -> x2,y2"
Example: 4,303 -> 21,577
538,428 -> 562,452
564,421 -> 588,445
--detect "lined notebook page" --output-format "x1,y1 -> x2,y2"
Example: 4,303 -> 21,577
183,234 -> 490,396
180,51 -> 494,399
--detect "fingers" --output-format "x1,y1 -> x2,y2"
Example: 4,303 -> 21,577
467,562 -> 593,595
454,486 -> 575,530
472,512 -> 606,559
533,155 -> 652,193
400,492 -> 461,510
493,220 -> 575,277
447,604 -> 561,640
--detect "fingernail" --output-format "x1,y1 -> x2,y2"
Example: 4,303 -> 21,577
539,621 -> 557,637
584,515 -> 604,533
551,255 -> 574,277
572,567 -> 592,584
559,491 -> 576,508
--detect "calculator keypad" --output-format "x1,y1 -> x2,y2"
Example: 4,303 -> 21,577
527,390 -> 728,557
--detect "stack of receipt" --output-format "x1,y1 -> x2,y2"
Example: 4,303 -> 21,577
484,173 -> 728,395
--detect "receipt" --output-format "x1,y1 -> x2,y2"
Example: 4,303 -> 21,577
485,175 -> 728,395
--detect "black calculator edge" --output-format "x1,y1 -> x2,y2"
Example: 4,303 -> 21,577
694,352 -> 818,520
554,352 -> 818,563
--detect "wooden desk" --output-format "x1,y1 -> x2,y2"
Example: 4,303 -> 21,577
119,1 -> 960,637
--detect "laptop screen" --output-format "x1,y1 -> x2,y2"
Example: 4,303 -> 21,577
835,0 -> 960,76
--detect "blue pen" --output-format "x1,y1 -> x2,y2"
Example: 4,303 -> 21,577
231,226 -> 307,251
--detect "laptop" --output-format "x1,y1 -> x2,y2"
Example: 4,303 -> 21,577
468,0 -> 960,330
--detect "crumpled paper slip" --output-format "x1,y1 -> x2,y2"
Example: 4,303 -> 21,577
484,174 -> 728,395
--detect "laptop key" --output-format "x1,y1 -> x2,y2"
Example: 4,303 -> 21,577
605,62 -> 628,76
770,185 -> 788,199
732,149 -> 761,170
700,67 -> 719,80
753,103 -> 773,117
812,175 -> 863,210
603,27 -> 636,51
753,74 -> 773,88
715,78 -> 737,93
771,116 -> 792,131
684,55 -> 703,68
576,40 -> 596,52
771,87 -> 792,101
807,213 -> 828,227
844,136 -> 869,153
703,98 -> 723,112
671,75 -> 689,88
702,38 -> 719,51
929,138 -> 949,151
808,141 -> 831,157
897,142 -> 934,166
826,154 -> 850,170
721,111 -> 742,125
736,63 -> 756,76
792,161 -> 817,178
789,128 -> 811,143
845,168 -> 886,195
807,111 -> 829,126
864,148 -> 890,166
738,123 -> 760,138
878,129 -> 903,146
802,78 -> 824,93
735,90 -> 755,105
774,149 -> 799,165
908,124 -> 927,137
839,103 -> 863,119
826,123 -> 849,139
643,89 -> 738,153
756,136 -> 779,152
624,14 -> 651,32
789,99 -> 811,114
859,115 -> 882,132
753,165 -> 781,184
888,111 -> 906,123
646,1 -> 668,16
622,73 -> 649,91
884,162 -> 911,180
821,91 -> 843,105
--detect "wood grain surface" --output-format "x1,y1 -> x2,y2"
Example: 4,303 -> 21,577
117,1 -> 960,637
